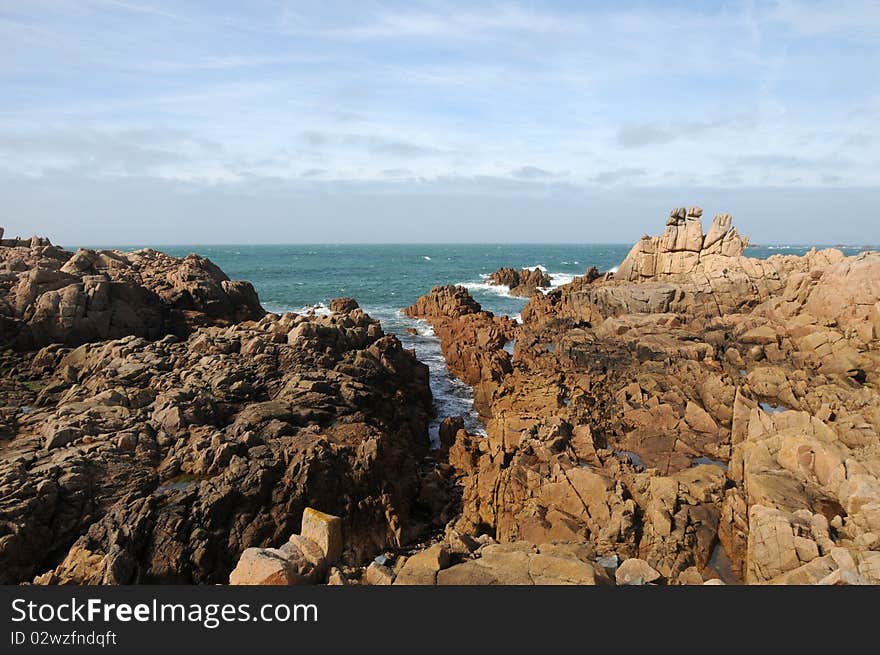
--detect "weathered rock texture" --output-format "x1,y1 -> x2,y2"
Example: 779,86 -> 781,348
403,285 -> 516,418
488,267 -> 551,297
5,211 -> 879,587
1,298 -> 436,584
229,507 -> 343,585
404,208 -> 880,585
0,233 -> 264,350
616,207 -> 747,281
355,532 -> 691,585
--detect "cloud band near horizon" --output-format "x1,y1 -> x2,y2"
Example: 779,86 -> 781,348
0,0 -> 877,243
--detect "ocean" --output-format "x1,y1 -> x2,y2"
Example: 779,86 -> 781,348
77,243 -> 871,443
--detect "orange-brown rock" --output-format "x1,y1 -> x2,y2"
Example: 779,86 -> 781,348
405,208 -> 880,585
0,236 -> 264,350
403,285 -> 516,417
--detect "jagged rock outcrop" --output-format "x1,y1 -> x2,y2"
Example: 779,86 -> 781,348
0,233 -> 264,350
1,299 -> 436,584
525,208 -> 847,324
402,208 -> 880,585
616,207 -> 747,281
488,267 -> 551,297
0,228 -> 52,249
5,211 -> 879,587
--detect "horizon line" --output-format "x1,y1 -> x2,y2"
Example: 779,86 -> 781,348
61,242 -> 879,249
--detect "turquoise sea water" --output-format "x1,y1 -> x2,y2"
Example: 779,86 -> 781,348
161,243 -> 632,440
157,243 -> 631,318
80,243 -> 871,441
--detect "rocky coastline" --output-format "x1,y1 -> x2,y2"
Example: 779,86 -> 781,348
394,207 -> 880,585
2,210 -> 878,586
0,238 -> 444,584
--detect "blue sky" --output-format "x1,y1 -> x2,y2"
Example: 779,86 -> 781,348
1,0 -> 878,244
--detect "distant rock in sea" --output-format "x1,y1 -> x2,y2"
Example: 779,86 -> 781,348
488,266 -> 551,297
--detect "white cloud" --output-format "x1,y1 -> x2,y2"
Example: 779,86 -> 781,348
0,0 -> 877,238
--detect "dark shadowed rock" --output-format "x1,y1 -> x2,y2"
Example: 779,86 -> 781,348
0,230 -> 446,586
488,267 -> 551,297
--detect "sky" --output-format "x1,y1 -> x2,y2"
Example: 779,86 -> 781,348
0,0 -> 878,245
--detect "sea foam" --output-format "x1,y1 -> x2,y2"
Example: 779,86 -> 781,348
460,277 -> 513,298
549,272 -> 575,287
299,302 -> 333,316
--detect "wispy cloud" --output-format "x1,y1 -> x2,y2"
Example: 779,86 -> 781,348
0,128 -> 213,177
616,116 -> 757,149
87,0 -> 193,24
0,0 -> 878,240
511,166 -> 557,180
593,167 -> 647,185
278,4 -> 585,41
132,53 -> 329,73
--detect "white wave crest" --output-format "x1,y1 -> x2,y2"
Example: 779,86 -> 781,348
412,320 -> 435,337
263,303 -> 295,315
535,272 -> 576,294
549,273 -> 575,287
299,302 -> 332,316
460,281 -> 513,298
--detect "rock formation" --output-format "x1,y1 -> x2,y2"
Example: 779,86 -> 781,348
229,508 -> 343,585
488,267 -> 551,297
351,532 -> 722,585
615,206 -> 747,281
402,208 -> 880,585
1,297 -> 439,584
403,285 -> 516,418
0,232 -> 264,350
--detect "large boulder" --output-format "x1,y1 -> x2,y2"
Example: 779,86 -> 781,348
436,542 -> 607,585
